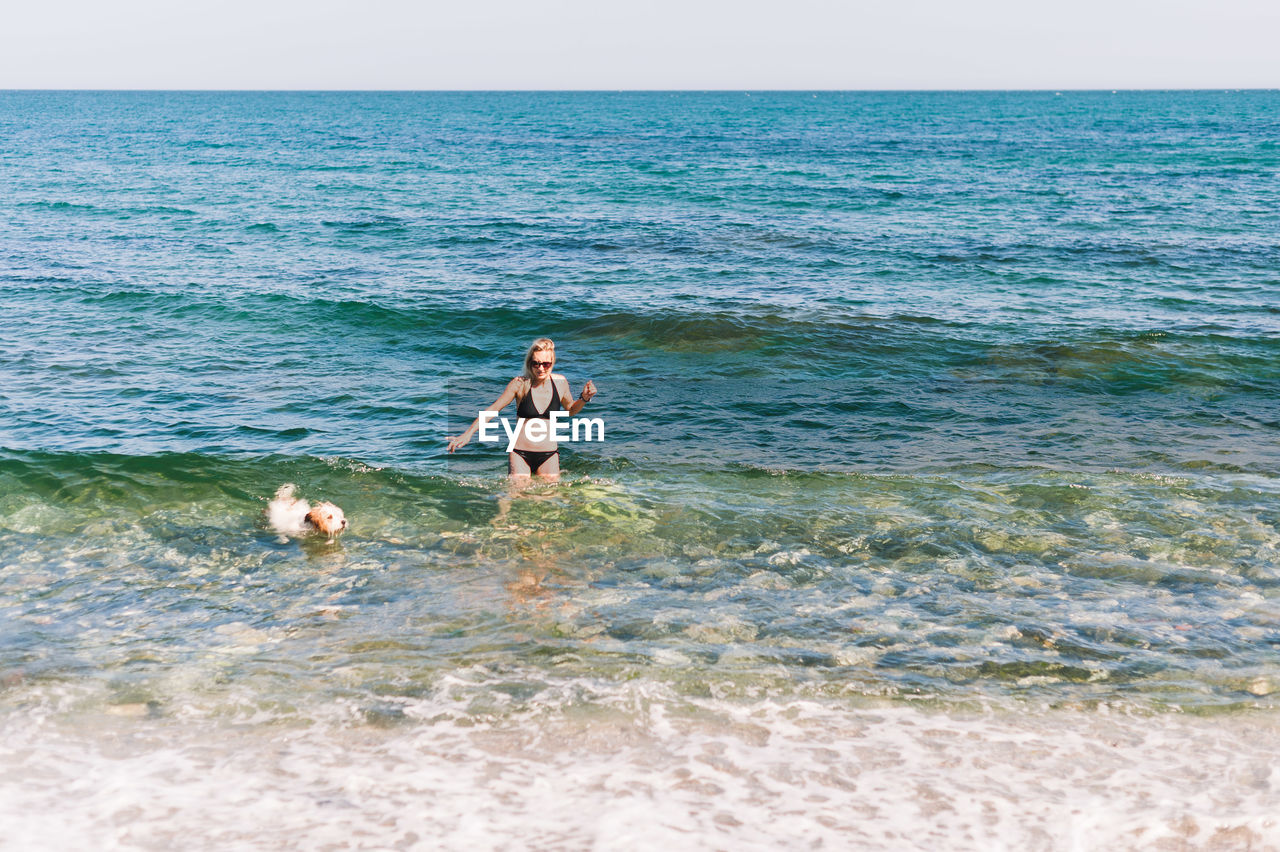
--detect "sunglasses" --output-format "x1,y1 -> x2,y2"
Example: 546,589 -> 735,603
531,360 -> 554,369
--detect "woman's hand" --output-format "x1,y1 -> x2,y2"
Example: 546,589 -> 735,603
579,380 -> 597,403
447,433 -> 470,453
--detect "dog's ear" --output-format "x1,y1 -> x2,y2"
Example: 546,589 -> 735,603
304,507 -> 321,528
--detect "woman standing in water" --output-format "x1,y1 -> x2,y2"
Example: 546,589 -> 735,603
447,338 -> 597,481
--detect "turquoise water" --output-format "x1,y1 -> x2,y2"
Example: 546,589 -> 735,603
2,91 -> 1279,847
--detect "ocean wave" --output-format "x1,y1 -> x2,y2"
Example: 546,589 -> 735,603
320,217 -> 408,234
31,280 -> 1277,366
3,447 -> 1276,707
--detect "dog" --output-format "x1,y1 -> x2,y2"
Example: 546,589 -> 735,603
268,484 -> 347,540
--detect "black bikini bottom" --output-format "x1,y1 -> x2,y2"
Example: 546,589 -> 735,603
511,448 -> 559,474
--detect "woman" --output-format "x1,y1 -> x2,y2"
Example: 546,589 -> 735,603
447,338 -> 597,480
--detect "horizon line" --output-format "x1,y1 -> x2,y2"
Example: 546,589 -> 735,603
2,87 -> 1277,94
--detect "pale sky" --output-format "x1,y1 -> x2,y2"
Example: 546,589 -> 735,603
2,0 -> 1276,90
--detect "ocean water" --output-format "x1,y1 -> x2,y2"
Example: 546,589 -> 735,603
1,90 -> 1279,849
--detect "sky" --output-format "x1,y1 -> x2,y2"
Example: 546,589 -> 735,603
1,0 -> 1277,90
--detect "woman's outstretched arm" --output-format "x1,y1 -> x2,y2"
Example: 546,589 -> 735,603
447,378 -> 523,453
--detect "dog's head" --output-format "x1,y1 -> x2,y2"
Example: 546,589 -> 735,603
305,502 -> 348,538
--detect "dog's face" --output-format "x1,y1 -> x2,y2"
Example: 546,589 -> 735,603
305,502 -> 348,537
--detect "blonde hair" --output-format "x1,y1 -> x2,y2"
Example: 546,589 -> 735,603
522,338 -> 556,382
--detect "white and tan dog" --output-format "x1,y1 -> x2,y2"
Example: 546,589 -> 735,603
268,484 -> 347,540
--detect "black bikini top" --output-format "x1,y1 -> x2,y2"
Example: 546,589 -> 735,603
516,378 -> 563,420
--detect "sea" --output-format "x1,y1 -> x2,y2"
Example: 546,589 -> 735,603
1,90 -> 1278,850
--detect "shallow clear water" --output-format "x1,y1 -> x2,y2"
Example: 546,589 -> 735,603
1,91 -> 1278,847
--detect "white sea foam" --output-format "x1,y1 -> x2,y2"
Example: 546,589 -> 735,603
2,680 -> 1277,850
